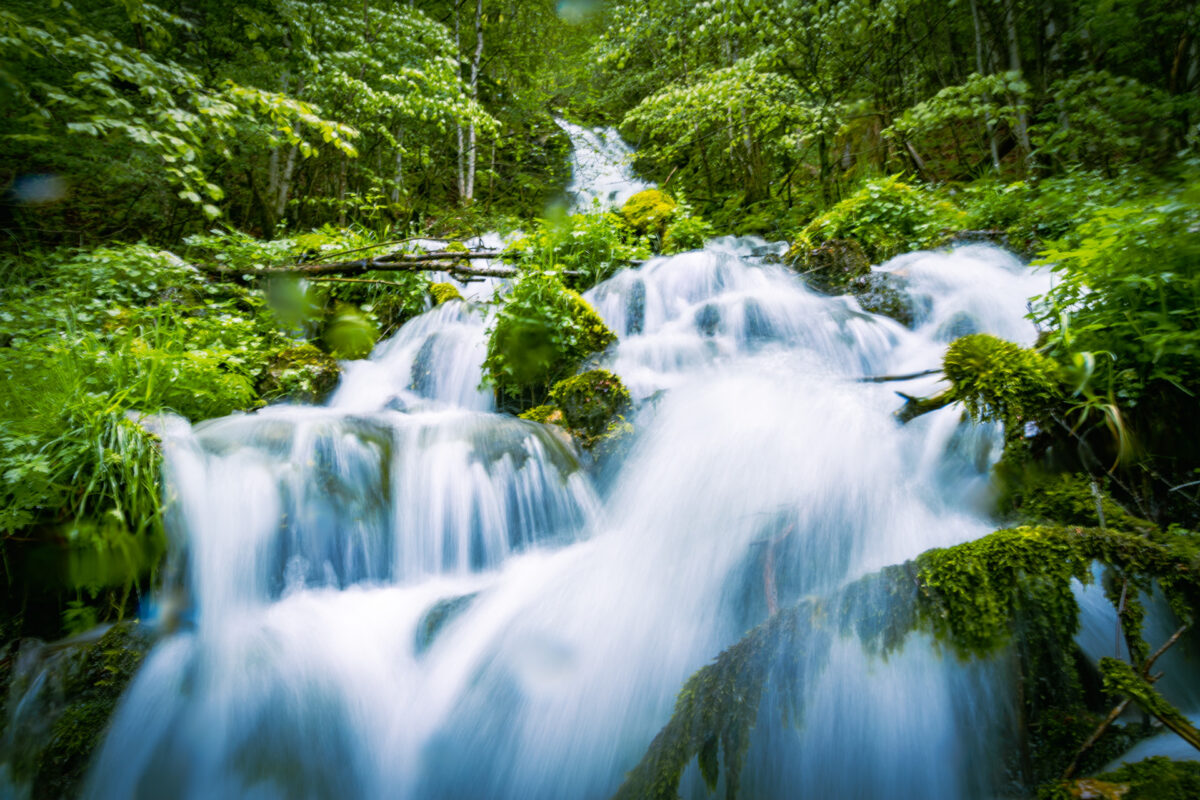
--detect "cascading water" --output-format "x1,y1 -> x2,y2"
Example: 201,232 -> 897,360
557,119 -> 650,211
75,127 -> 1182,800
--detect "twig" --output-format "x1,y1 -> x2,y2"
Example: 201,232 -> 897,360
1061,624 -> 1190,779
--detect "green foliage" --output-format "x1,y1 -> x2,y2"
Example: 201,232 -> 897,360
1099,658 -> 1200,739
887,71 -> 1030,146
942,334 -> 1064,429
1032,71 -> 1193,170
504,209 -> 649,291
662,214 -> 715,254
1033,189 -> 1200,411
798,176 -> 966,263
484,270 -> 617,409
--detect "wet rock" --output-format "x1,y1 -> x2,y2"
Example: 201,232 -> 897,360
415,593 -> 479,655
257,343 -> 342,404
784,238 -> 870,294
853,272 -> 923,328
0,622 -> 152,800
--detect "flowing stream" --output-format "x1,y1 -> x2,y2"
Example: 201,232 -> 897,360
75,127 -> 1148,799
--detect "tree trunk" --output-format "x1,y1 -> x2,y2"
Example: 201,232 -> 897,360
969,0 -> 1002,172
464,0 -> 484,203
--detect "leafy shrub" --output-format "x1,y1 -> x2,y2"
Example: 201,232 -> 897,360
504,208 -> 649,290
797,175 -> 965,262
484,270 -> 617,409
662,214 -> 716,253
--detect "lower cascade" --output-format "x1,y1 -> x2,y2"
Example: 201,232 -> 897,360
63,233 -> 1154,800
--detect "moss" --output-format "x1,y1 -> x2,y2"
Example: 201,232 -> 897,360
1089,757 -> 1200,799
256,343 -> 342,404
548,369 -> 631,439
621,189 -> 678,236
943,334 -> 1064,430
796,175 -> 965,263
1005,472 -> 1153,532
613,525 -> 1200,800
518,404 -> 564,425
567,290 -> 618,356
430,282 -> 463,306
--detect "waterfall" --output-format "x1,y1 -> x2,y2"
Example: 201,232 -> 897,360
79,127 -> 1155,799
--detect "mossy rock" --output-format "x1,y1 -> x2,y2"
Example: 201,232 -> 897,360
621,189 -> 677,236
2,622 -> 153,800
566,291 -> 618,358
784,238 -> 871,294
549,369 -> 632,439
430,282 -> 463,306
854,272 -> 921,327
257,343 -> 342,404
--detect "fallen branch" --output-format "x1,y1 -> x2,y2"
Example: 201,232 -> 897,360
894,389 -> 955,423
1062,624 -> 1192,779
858,368 -> 941,383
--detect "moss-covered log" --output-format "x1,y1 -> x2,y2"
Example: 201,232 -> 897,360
612,526 -> 1200,799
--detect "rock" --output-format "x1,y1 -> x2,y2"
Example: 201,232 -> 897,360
257,343 -> 342,404
550,369 -> 632,440
0,622 -> 152,800
784,238 -> 870,294
414,594 -> 478,655
853,272 -> 923,328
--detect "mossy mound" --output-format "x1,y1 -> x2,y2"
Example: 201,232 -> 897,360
519,370 -> 633,454
256,343 -> 342,404
430,282 -> 463,306
621,189 -> 677,236
2,622 -> 152,800
484,271 -> 618,410
1004,472 -> 1153,532
944,334 -> 1064,428
549,369 -> 632,439
797,175 -> 965,263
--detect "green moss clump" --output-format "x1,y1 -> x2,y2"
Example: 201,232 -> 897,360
548,369 -> 631,438
518,405 -> 563,425
621,189 -> 678,236
944,334 -> 1064,429
484,271 -> 617,410
256,343 -> 342,404
430,282 -> 463,306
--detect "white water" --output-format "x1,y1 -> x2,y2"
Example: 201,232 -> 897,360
80,131 -> 1113,799
558,118 -> 650,211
